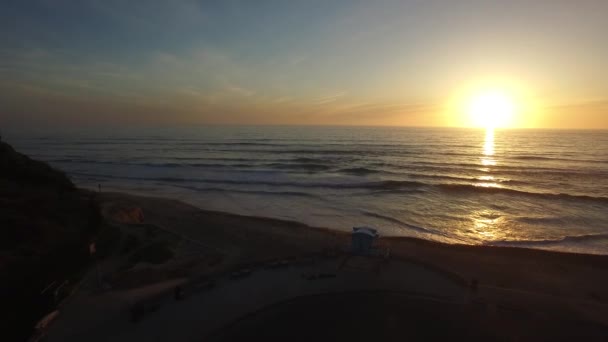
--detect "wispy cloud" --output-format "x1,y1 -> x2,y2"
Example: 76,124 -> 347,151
311,91 -> 347,105
288,55 -> 308,66
272,96 -> 294,104
225,85 -> 255,97
546,99 -> 608,110
216,75 -> 255,97
314,101 -> 440,126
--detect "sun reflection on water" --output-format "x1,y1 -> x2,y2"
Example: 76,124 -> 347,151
483,128 -> 495,156
475,182 -> 500,188
479,128 -> 499,186
481,159 -> 497,166
470,210 -> 505,240
468,130 -> 507,240
475,175 -> 500,188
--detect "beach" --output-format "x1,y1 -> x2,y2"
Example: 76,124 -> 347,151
45,190 -> 608,341
100,191 -> 608,300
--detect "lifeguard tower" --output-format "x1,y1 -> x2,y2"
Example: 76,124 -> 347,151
350,226 -> 378,256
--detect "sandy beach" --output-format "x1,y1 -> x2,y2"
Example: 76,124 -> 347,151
42,191 -> 608,341
100,192 -> 608,299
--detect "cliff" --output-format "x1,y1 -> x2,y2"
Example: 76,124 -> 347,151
0,138 -> 102,341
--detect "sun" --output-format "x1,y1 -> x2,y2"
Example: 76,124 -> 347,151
467,90 -> 515,129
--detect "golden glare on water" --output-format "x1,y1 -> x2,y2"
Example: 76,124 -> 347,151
470,209 -> 506,240
467,90 -> 516,129
483,128 -> 494,156
468,130 -> 506,240
479,128 -> 499,173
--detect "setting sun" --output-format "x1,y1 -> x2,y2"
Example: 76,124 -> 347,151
467,90 -> 516,129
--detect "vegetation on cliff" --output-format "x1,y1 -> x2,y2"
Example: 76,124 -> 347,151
0,137 -> 102,341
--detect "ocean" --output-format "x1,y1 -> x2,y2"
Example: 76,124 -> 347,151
9,126 -> 608,254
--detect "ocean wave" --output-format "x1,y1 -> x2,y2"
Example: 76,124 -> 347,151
54,159 -> 248,169
165,178 -> 426,190
50,158 -> 84,163
203,148 -> 389,156
69,169 -> 608,204
402,159 -> 608,175
436,183 -> 608,203
290,157 -> 331,163
172,156 -> 267,162
513,216 -> 568,225
493,168 -> 608,178
172,142 -> 285,147
154,162 -> 333,172
54,155 -> 334,164
406,172 -> 525,185
512,155 -> 565,161
172,185 -> 321,199
51,159 -> 121,165
338,167 -> 382,175
70,172 -> 426,190
360,211 -> 434,234
488,233 -> 608,247
52,159 -> 332,171
49,155 -> 607,180
263,162 -> 331,171
510,155 -> 608,164
367,180 -> 426,190
360,211 -> 468,242
42,141 -> 132,146
410,161 -> 483,169
408,160 -> 604,174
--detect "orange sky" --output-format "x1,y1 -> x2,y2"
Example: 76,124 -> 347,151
1,1 -> 607,129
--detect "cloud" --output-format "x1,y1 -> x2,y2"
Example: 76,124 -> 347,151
215,74 -> 255,97
272,96 -> 294,104
225,85 -> 255,97
152,51 -> 183,67
313,101 -> 441,126
546,99 -> 608,110
288,55 -> 308,66
311,91 -> 347,105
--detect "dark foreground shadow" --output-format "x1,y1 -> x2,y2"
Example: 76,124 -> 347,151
208,291 -> 608,342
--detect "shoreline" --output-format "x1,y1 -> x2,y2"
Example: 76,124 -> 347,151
88,184 -> 608,256
95,190 -> 608,303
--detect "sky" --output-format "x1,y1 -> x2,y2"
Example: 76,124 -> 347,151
1,0 -> 607,129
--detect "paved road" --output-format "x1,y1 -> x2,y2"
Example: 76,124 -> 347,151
47,257 -> 466,342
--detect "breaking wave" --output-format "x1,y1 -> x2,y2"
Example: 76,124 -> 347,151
488,233 -> 608,247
